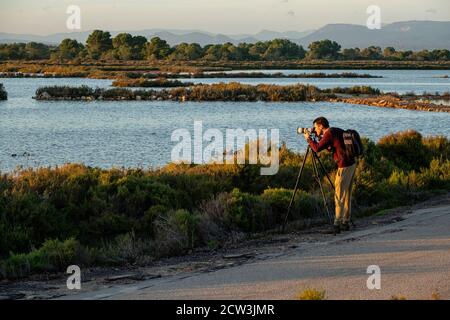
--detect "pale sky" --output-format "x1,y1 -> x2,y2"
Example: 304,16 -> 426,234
0,0 -> 449,35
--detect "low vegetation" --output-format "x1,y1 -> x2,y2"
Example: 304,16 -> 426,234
124,72 -> 382,79
112,78 -> 194,88
296,288 -> 327,300
0,130 -> 449,279
33,83 -> 380,102
0,83 -> 7,100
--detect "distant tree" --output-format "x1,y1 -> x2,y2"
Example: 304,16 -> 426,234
169,43 -> 203,60
0,43 -> 26,60
234,43 -> 252,61
131,36 -> 147,60
86,30 -> 112,60
112,33 -> 133,49
219,42 -> 238,60
430,49 -> 450,61
360,46 -> 382,60
412,50 -> 432,61
383,47 -> 396,57
307,40 -> 341,59
145,37 -> 172,60
112,33 -> 134,60
54,39 -> 84,61
203,44 -> 222,61
249,41 -> 270,59
341,48 -> 361,60
25,42 -> 51,60
262,39 -> 305,60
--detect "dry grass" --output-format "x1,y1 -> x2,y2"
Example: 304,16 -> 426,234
296,288 -> 327,300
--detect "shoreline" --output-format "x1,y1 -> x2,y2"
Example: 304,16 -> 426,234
1,60 -> 450,80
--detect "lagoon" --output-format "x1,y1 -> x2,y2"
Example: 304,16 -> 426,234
0,74 -> 449,172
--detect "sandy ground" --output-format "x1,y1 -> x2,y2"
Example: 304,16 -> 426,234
1,194 -> 449,300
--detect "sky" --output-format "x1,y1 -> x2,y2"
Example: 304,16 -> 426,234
0,0 -> 449,35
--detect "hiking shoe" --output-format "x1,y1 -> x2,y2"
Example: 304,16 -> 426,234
341,222 -> 350,231
321,224 -> 341,235
334,224 -> 341,235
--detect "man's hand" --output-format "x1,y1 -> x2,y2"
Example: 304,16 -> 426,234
303,132 -> 310,141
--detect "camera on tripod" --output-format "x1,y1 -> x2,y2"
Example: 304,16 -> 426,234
297,127 -> 321,140
297,127 -> 314,135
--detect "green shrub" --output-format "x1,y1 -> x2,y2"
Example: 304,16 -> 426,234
0,238 -> 81,279
0,130 -> 449,277
260,188 -> 320,223
378,130 -> 429,171
228,188 -> 271,232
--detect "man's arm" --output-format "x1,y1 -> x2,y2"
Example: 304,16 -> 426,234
307,130 -> 332,153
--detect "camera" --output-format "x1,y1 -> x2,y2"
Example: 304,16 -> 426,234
297,127 -> 315,135
297,127 -> 322,141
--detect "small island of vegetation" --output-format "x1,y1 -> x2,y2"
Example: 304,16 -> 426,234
0,83 -> 7,100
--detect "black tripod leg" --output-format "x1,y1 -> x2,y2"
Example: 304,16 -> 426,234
282,147 -> 310,233
315,154 -> 335,191
312,155 -> 334,225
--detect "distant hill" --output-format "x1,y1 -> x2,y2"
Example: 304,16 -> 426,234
295,21 -> 450,50
0,21 -> 448,49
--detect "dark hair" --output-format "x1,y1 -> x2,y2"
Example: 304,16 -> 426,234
313,116 -> 329,128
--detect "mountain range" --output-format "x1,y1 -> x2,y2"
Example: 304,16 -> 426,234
0,21 -> 449,50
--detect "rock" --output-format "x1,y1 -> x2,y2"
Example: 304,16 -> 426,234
223,253 -> 255,259
0,293 -> 26,300
136,95 -> 142,101
105,273 -> 144,282
40,92 -> 51,100
105,273 -> 161,282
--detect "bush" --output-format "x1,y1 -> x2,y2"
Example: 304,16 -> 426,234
0,238 -> 81,279
0,83 -> 7,100
296,288 -> 327,300
378,130 -> 429,171
113,78 -> 193,88
0,130 -> 449,277
260,188 -> 320,223
33,83 -> 383,102
228,188 -> 271,232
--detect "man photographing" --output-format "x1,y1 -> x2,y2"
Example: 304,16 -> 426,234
303,117 -> 357,234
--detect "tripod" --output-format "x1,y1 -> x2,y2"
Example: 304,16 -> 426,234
282,146 -> 351,233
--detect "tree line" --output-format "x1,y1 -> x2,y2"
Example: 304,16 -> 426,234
0,30 -> 449,62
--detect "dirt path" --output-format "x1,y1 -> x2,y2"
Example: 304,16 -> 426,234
2,194 -> 449,300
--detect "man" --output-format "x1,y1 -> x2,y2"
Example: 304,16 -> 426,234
303,117 -> 356,234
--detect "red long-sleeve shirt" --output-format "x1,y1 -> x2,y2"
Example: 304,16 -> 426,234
307,127 -> 355,168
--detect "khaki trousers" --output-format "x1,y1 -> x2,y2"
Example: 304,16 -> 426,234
334,163 -> 356,226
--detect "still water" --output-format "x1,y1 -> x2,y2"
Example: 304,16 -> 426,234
1,72 -> 449,172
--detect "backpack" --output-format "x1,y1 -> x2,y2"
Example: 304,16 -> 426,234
343,129 -> 364,159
